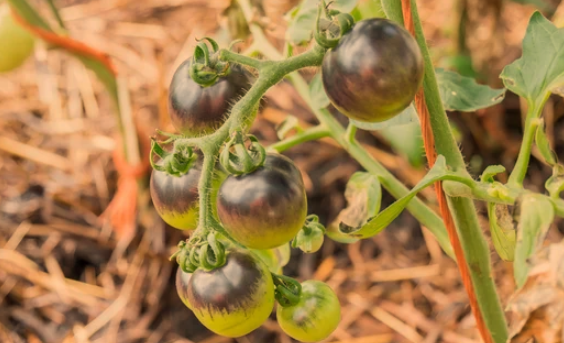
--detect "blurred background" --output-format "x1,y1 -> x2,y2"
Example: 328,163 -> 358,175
1,0 -> 564,342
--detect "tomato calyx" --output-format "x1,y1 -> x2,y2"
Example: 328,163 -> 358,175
220,131 -> 266,175
292,214 -> 326,253
272,273 -> 302,307
314,0 -> 355,49
189,37 -> 231,87
150,138 -> 197,177
173,232 -> 227,273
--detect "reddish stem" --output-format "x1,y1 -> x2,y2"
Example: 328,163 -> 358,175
401,2 -> 494,343
11,9 -> 117,75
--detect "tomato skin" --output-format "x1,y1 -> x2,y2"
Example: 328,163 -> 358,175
216,153 -> 307,250
277,281 -> 341,342
149,165 -> 200,230
0,4 -> 35,73
168,59 -> 253,136
321,18 -> 424,123
175,267 -> 193,309
187,249 -> 275,337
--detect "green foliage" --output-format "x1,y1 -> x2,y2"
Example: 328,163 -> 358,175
500,12 -> 564,110
0,4 -> 34,72
436,68 -> 506,111
487,203 -> 516,261
514,194 -> 555,288
327,172 -> 381,243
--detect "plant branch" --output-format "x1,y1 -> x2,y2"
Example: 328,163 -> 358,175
507,100 -> 548,187
268,125 -> 330,153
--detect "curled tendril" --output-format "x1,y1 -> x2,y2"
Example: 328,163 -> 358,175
314,1 -> 355,49
189,37 -> 231,87
220,131 -> 266,175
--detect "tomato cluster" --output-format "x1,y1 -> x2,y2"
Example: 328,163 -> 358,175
149,7 -> 424,341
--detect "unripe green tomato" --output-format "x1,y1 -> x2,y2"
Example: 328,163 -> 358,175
0,4 -> 35,73
187,249 -> 275,337
277,280 -> 341,342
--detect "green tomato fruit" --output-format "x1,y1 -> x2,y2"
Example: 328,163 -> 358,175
277,280 -> 341,342
0,4 -> 34,73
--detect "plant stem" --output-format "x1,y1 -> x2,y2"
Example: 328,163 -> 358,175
219,49 -> 263,70
405,0 -> 508,341
507,100 -> 547,187
268,125 -> 330,153
45,0 -> 65,30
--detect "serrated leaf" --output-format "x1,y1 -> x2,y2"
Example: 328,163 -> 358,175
436,68 -> 506,112
488,203 -> 516,261
309,72 -> 330,109
514,194 -> 555,288
535,118 -> 558,166
500,12 -> 564,109
286,0 -> 360,45
340,156 -> 472,238
350,104 -> 418,130
328,172 -> 381,242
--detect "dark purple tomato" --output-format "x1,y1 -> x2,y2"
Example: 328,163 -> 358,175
186,249 -> 274,337
150,163 -> 201,230
176,267 -> 193,309
216,153 -> 307,250
322,18 -> 424,123
168,59 -> 254,136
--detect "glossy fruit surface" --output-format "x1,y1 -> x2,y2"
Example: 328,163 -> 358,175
0,4 -> 35,73
175,267 -> 192,309
168,59 -> 253,136
186,249 -> 274,337
277,280 -> 341,342
321,18 -> 424,123
216,153 -> 307,249
150,163 -> 201,230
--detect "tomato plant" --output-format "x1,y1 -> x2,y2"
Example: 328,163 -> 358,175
168,58 -> 253,136
185,249 -> 275,338
0,3 -> 34,73
321,18 -> 424,123
216,153 -> 307,249
175,267 -> 192,309
276,280 -> 340,342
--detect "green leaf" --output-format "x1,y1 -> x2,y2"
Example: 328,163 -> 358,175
380,0 -> 403,24
308,72 -> 330,109
514,194 -> 555,288
351,0 -> 385,21
327,172 -> 381,244
341,156 -> 473,238
500,12 -> 564,109
286,0 -> 360,45
535,118 -> 557,166
436,68 -> 505,112
349,104 -> 418,130
487,203 -> 516,261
